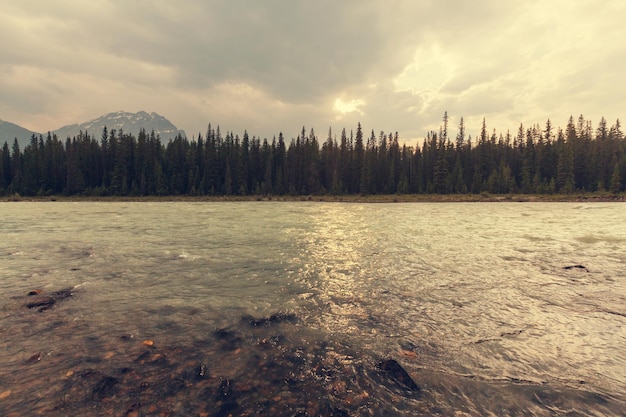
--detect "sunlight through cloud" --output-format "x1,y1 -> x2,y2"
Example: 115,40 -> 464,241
333,97 -> 365,116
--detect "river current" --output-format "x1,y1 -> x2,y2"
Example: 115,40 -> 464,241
0,201 -> 624,416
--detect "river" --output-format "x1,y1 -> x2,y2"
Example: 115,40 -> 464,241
1,201 -> 624,416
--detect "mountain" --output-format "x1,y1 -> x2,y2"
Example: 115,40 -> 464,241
0,119 -> 40,149
53,111 -> 186,141
0,111 -> 186,150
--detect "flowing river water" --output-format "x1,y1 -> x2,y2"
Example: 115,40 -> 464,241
0,201 -> 624,416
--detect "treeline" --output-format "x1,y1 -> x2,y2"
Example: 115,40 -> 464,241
1,113 -> 625,197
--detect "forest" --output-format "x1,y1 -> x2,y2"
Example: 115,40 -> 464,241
0,113 -> 624,197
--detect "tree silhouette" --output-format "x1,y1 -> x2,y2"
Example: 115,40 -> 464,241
1,113 -> 624,197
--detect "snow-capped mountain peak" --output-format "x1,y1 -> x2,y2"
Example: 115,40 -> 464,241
53,111 -> 186,140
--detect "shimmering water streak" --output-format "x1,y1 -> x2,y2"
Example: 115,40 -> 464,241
292,203 -> 626,395
0,202 -> 624,415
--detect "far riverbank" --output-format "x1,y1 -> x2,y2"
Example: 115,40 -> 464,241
2,192 -> 624,203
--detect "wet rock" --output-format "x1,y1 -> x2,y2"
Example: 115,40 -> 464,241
183,363 -> 208,381
268,313 -> 298,324
213,328 -> 242,351
92,376 -> 119,399
215,378 -> 233,401
284,346 -> 306,366
377,359 -> 421,392
213,327 -> 235,339
25,296 -> 56,312
258,334 -> 286,349
242,313 -> 298,326
23,287 -> 74,312
319,401 -> 351,417
213,400 -> 238,417
194,363 -> 208,380
50,288 -> 74,299
213,379 -> 238,417
563,264 -> 588,271
25,352 -> 43,364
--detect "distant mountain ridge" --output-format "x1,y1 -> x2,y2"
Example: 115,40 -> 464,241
0,111 -> 186,149
0,119 -> 39,148
53,111 -> 186,141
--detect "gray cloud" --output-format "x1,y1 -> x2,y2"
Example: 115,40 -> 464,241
1,0 -> 624,141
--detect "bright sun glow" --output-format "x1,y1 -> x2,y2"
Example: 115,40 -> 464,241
333,97 -> 365,115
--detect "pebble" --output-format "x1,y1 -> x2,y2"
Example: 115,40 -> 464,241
0,389 -> 11,399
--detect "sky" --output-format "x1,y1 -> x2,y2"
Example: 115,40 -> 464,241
1,0 -> 624,143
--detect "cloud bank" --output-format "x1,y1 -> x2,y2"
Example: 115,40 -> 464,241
1,0 -> 624,142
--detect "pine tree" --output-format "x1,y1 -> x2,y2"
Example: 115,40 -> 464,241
239,131 -> 250,195
360,129 -> 376,195
610,162 -> 622,193
0,142 -> 7,192
19,134 -> 41,195
450,154 -> 466,193
556,128 -> 575,193
354,123 -> 364,193
274,133 -> 286,194
433,147 -> 449,193
64,137 -> 85,195
8,139 -> 22,194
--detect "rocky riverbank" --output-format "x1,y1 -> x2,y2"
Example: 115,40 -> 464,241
2,288 -> 624,416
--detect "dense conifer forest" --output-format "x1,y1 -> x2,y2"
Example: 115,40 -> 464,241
0,113 -> 624,197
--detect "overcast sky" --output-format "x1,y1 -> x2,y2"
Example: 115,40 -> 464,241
1,0 -> 624,142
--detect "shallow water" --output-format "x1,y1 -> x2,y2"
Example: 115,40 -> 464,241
0,201 -> 625,416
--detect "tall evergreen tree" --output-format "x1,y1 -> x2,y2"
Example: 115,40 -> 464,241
610,162 -> 622,193
8,139 -> 22,194
0,142 -> 7,191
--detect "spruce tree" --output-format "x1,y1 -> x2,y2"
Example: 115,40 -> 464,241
0,142 -> 6,191
610,162 -> 622,193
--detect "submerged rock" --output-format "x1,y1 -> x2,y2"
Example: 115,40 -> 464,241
25,296 -> 57,312
563,265 -> 589,271
23,287 -> 74,312
213,378 -> 238,417
377,359 -> 421,392
241,313 -> 298,326
92,376 -> 119,399
213,328 -> 242,351
4,316 -> 622,417
191,363 -> 208,381
215,378 -> 233,401
319,401 -> 351,417
25,352 -> 43,364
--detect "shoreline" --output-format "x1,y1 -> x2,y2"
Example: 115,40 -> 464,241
1,193 -> 624,203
